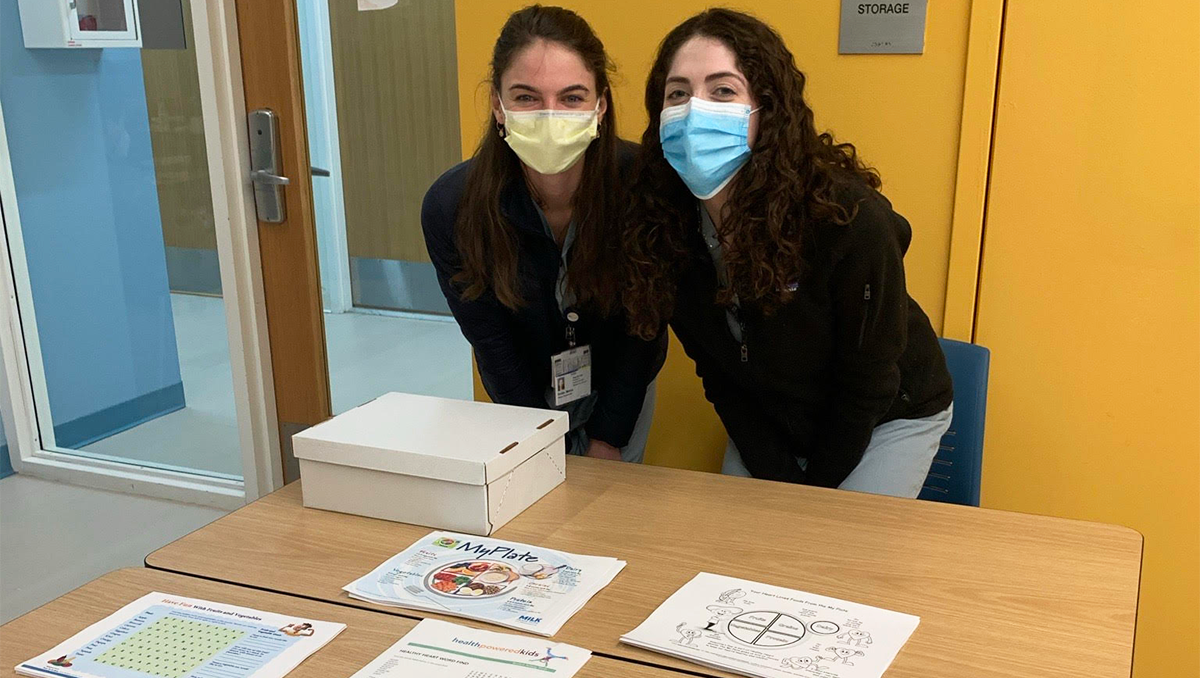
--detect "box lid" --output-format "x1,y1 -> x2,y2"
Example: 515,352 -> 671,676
292,392 -> 569,486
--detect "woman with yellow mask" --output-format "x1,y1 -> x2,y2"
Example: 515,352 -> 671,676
423,5 -> 664,462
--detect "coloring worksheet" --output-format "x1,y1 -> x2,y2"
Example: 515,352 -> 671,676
620,573 -> 919,678
16,593 -> 344,678
344,531 -> 625,636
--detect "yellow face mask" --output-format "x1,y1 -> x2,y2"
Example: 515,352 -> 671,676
500,101 -> 600,175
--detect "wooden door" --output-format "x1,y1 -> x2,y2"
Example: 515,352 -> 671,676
233,0 -> 330,481
231,0 -> 464,482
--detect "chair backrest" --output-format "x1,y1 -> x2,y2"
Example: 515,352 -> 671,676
918,338 -> 990,506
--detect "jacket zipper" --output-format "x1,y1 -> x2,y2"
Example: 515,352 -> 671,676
857,283 -> 871,348
729,304 -> 748,363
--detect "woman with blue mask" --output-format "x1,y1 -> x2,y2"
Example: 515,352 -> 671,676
422,6 -> 664,462
622,9 -> 953,497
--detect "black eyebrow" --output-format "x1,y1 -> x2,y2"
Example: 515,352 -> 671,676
558,84 -> 590,95
665,76 -> 690,87
509,84 -> 539,93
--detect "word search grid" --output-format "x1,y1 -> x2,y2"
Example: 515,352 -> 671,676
94,616 -> 246,678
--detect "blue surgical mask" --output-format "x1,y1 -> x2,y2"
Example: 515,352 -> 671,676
659,98 -> 758,199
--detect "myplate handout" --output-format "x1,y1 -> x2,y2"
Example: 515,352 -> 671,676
344,531 -> 625,636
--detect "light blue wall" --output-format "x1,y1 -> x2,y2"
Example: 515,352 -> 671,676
0,0 -> 185,449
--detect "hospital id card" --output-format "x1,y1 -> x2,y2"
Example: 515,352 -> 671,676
552,345 -> 591,406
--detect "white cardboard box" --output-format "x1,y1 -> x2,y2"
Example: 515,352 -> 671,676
293,392 -> 569,535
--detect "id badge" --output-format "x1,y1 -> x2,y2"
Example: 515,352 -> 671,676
552,344 -> 592,406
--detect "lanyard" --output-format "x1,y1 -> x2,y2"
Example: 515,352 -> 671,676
699,205 -> 749,362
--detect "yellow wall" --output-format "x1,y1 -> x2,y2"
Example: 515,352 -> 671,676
974,1 -> 1200,676
454,0 -> 979,470
451,3 -> 1200,673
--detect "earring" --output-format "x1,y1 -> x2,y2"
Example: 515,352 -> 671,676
496,120 -> 507,139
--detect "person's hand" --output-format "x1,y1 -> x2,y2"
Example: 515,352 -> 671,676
584,440 -> 623,461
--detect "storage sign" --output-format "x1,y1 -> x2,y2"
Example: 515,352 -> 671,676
839,1 -> 928,54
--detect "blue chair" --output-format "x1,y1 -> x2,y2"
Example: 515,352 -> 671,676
918,338 -> 990,506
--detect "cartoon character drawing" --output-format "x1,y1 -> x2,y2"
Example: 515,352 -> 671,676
674,622 -> 705,646
48,656 -> 74,667
837,629 -> 873,647
824,646 -> 865,665
703,605 -> 742,632
535,648 -> 567,666
780,656 -> 820,672
718,588 -> 746,605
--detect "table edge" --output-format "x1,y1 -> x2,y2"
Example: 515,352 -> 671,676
3,567 -> 718,678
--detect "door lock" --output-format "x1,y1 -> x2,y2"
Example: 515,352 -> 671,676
248,109 -> 289,223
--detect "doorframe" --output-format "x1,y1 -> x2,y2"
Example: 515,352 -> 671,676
193,0 -> 285,499
231,0 -> 334,486
942,0 -> 1006,341
0,0 -> 284,507
297,0 -> 353,314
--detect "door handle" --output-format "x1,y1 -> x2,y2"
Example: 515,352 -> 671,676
247,109 -> 288,223
251,169 -> 291,186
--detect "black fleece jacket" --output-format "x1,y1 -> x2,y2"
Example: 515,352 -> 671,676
670,178 -> 954,487
421,143 -> 666,447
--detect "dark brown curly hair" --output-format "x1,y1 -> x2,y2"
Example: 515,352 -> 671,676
622,8 -> 881,339
454,5 -> 620,313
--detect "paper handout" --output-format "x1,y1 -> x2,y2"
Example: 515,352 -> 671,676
350,619 -> 591,678
16,592 -> 344,678
344,531 -> 625,636
621,573 -> 919,678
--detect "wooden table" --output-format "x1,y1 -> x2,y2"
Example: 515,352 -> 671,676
0,568 -> 680,678
147,456 -> 1143,678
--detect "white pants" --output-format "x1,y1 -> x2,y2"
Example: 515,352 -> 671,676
721,404 -> 953,498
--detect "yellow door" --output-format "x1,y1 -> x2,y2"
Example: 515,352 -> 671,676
972,1 -> 1200,675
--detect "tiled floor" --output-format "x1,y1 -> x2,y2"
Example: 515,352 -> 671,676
0,294 -> 472,625
0,474 -> 227,624
80,294 -> 473,477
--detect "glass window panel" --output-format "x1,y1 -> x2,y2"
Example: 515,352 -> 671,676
75,0 -> 129,32
0,0 -> 240,479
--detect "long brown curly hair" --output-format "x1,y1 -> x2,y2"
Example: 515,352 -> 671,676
454,5 -> 620,313
622,8 -> 881,339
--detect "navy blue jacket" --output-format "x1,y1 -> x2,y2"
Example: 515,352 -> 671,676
421,147 -> 665,448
